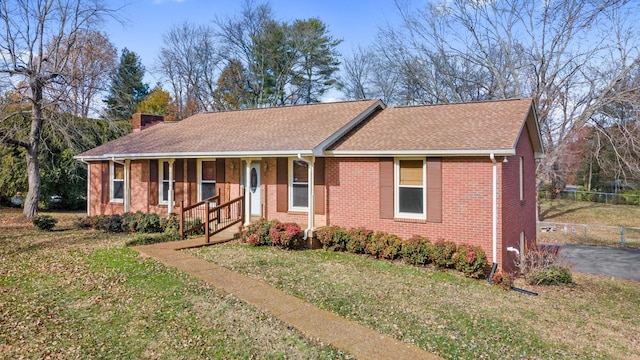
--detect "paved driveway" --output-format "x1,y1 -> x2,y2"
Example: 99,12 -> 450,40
556,244 -> 640,282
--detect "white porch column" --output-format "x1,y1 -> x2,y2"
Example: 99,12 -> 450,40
124,159 -> 131,213
168,158 -> 175,215
85,162 -> 91,217
244,159 -> 252,225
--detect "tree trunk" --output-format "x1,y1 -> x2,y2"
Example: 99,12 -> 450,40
23,82 -> 44,218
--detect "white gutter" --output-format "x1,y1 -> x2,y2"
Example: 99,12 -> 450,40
489,153 -> 498,267
297,154 -> 314,240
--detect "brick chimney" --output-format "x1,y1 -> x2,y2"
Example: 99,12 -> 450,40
132,113 -> 164,132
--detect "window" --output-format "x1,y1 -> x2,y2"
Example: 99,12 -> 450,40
111,161 -> 124,202
199,160 -> 216,200
395,158 -> 426,219
159,160 -> 174,204
290,159 -> 308,210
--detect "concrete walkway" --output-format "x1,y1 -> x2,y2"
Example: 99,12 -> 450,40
133,237 -> 440,360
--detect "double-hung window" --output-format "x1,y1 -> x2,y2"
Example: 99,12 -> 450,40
395,158 -> 426,219
290,159 -> 309,210
199,160 -> 216,200
159,160 -> 174,204
110,161 -> 124,202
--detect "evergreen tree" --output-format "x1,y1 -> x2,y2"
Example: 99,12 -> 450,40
105,48 -> 149,121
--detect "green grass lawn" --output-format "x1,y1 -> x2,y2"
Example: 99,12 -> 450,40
538,199 -> 640,246
3,206 -> 640,359
187,243 -> 640,360
0,209 -> 348,359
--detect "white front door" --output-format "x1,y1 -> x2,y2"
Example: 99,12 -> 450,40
249,162 -> 261,216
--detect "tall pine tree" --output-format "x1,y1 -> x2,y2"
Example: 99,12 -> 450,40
104,48 -> 149,121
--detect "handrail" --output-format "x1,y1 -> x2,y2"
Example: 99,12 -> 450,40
180,194 -> 220,237
204,195 -> 245,243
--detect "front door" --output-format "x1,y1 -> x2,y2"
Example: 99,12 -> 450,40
249,162 -> 261,216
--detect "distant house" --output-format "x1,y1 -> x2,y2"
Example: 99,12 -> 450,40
75,98 -> 543,271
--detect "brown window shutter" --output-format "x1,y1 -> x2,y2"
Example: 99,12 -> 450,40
276,158 -> 288,212
426,157 -> 442,223
379,158 -> 394,219
216,159 -> 226,201
174,159 -> 184,202
314,157 -> 325,215
149,160 -> 158,206
187,159 -> 197,205
101,161 -> 110,204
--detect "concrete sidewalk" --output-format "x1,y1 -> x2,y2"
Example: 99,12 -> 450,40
133,237 -> 441,360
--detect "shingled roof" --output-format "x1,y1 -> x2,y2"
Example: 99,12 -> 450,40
328,98 -> 542,157
76,99 -> 383,160
76,98 -> 542,161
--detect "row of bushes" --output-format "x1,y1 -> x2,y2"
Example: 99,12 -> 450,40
243,220 -> 488,279
75,212 -> 178,234
315,225 -> 488,278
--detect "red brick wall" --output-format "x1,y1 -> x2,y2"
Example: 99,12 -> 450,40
500,125 -> 538,272
325,157 -> 503,265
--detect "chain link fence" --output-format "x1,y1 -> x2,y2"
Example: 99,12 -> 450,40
539,190 -> 640,205
537,221 -> 640,247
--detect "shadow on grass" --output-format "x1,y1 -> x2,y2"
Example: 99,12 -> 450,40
539,202 -> 606,221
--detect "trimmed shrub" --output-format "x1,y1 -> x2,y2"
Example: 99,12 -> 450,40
243,218 -> 278,246
453,244 -> 488,278
97,214 -> 124,233
432,240 -> 458,268
315,226 -> 349,251
366,232 -> 403,260
527,265 -> 573,285
75,216 -> 92,229
346,227 -> 373,254
270,222 -> 303,249
135,213 -> 162,233
161,213 -> 180,238
402,235 -> 433,266
491,270 -> 514,290
32,215 -> 57,231
125,232 -> 180,247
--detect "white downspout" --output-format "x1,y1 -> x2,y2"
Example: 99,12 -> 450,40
297,154 -> 314,240
490,153 -> 498,268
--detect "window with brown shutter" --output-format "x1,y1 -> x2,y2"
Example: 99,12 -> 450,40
379,158 -> 394,219
149,160 -> 158,206
276,158 -> 288,212
426,158 -> 442,223
200,160 -> 216,200
396,159 -> 425,218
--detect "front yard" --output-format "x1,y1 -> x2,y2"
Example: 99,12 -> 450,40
2,207 -> 639,359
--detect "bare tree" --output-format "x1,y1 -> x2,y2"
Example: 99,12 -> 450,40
380,0 -> 640,188
49,30 -> 117,118
156,22 -> 222,119
0,0 -> 120,218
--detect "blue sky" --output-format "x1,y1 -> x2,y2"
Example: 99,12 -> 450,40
106,0 -> 405,86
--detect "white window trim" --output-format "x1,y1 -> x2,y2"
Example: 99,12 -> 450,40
519,156 -> 524,201
289,158 -> 309,212
197,159 -> 217,201
158,159 -> 174,205
110,161 -> 124,203
394,157 -> 427,220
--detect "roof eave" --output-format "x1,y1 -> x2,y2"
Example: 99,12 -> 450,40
74,150 -> 315,162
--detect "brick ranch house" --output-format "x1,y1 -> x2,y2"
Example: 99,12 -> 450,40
75,98 -> 543,271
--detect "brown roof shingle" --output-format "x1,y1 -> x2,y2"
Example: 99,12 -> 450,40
328,98 -> 536,155
77,99 -> 383,159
